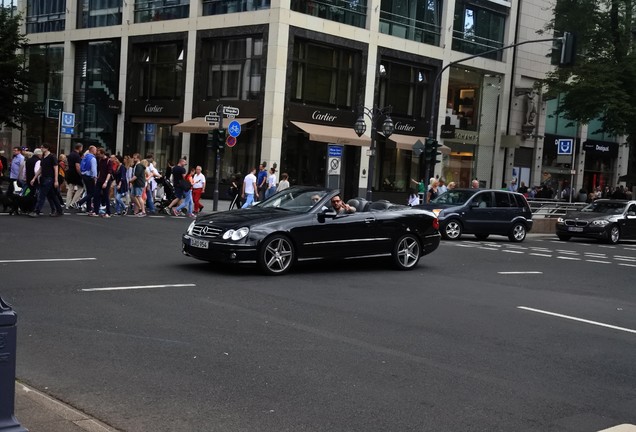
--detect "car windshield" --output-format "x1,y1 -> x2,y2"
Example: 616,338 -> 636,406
254,188 -> 328,213
580,202 -> 627,214
431,190 -> 475,205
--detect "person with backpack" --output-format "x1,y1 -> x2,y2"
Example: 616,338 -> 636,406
76,146 -> 98,214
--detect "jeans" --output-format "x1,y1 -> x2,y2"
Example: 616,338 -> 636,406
175,189 -> 193,214
34,176 -> 63,214
94,181 -> 112,214
77,175 -> 96,209
146,186 -> 156,213
241,193 -> 254,208
115,191 -> 128,214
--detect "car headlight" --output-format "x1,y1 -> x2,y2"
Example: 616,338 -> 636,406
187,221 -> 196,235
592,219 -> 610,226
222,227 -> 249,241
557,217 -> 564,224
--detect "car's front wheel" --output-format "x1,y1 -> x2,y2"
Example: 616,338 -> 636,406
392,234 -> 421,270
606,225 -> 621,244
442,219 -> 462,240
258,234 -> 295,275
508,223 -> 527,242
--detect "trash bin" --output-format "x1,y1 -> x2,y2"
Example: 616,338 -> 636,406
0,296 -> 28,432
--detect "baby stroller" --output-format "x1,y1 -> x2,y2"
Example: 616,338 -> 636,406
7,181 -> 36,215
155,176 -> 176,213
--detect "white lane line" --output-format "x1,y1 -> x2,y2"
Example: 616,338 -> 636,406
557,256 -> 581,261
518,306 -> 636,335
614,256 -> 636,261
619,263 -> 636,268
530,253 -> 552,258
585,259 -> 611,264
599,245 -> 617,249
556,249 -> 579,255
82,283 -> 196,292
503,250 -> 525,254
455,244 -> 478,248
498,271 -> 542,274
479,247 -> 499,251
0,257 -> 97,264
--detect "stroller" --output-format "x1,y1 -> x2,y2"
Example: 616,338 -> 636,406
6,181 -> 36,215
155,176 -> 176,213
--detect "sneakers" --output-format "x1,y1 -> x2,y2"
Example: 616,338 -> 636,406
27,212 -> 40,218
187,213 -> 196,218
135,212 -> 146,217
101,213 -> 111,218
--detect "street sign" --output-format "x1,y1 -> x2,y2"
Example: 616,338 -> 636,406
412,139 -> 425,157
328,157 -> 341,175
328,145 -> 343,158
557,138 -> 573,155
228,120 -> 241,138
223,106 -> 240,117
61,127 -> 74,135
61,112 -> 75,128
205,111 -> 221,125
226,136 -> 237,147
47,99 -> 64,119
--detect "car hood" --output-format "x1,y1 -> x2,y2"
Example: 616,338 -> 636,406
563,211 -> 613,221
195,207 -> 300,228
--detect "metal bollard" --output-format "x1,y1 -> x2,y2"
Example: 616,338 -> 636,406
0,297 -> 27,432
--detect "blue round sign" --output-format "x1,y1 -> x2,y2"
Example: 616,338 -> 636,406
228,120 -> 241,138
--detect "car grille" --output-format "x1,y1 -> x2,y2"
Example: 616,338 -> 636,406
192,224 -> 223,238
564,220 -> 589,227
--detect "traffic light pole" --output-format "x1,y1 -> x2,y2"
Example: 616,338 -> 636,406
426,36 -> 567,183
213,104 -> 224,212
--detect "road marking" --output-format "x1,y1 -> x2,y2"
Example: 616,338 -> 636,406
599,245 -> 617,249
478,247 -> 499,251
0,257 -> 97,264
618,263 -> 636,268
518,306 -> 636,335
82,283 -> 196,292
557,256 -> 580,261
502,250 -> 525,254
614,256 -> 636,261
498,271 -> 542,274
556,249 -> 579,255
585,259 -> 611,264
530,253 -> 552,258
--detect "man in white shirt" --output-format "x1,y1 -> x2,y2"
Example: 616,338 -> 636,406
192,165 -> 206,213
145,154 -> 161,214
241,167 -> 258,208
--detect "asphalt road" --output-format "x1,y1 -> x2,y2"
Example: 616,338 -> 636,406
1,212 -> 635,432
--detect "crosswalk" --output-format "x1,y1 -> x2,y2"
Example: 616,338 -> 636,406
444,238 -> 636,268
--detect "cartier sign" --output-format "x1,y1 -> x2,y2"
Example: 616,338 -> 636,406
129,99 -> 182,117
394,122 -> 415,132
145,104 -> 164,113
312,110 -> 338,122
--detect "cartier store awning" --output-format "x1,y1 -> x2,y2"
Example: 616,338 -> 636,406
173,117 -> 256,134
383,133 -> 451,155
291,121 -> 371,146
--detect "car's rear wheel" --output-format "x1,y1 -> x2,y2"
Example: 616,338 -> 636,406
474,234 -> 489,241
606,225 -> 620,244
393,234 -> 421,270
557,234 -> 571,241
508,223 -> 527,242
258,234 -> 295,275
442,220 -> 462,240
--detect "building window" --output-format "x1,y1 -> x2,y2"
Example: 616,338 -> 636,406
379,0 -> 441,46
26,0 -> 65,33
134,0 -> 189,23
135,43 -> 185,100
452,1 -> 505,60
202,0 -> 270,16
73,40 -> 121,152
291,40 -> 362,109
291,0 -> 367,29
377,60 -> 429,119
77,0 -> 122,28
203,37 -> 264,100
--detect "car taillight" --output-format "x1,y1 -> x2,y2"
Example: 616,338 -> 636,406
432,217 -> 439,230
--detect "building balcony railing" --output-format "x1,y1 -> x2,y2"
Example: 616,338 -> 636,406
379,11 -> 441,46
291,0 -> 367,29
202,0 -> 270,16
451,31 -> 503,61
134,1 -> 189,23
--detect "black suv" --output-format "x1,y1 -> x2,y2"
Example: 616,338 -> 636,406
418,189 -> 533,242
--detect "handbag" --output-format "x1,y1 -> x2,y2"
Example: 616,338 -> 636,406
179,178 -> 192,191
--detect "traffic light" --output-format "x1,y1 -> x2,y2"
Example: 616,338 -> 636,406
424,138 -> 442,167
560,32 -> 576,66
217,128 -> 227,149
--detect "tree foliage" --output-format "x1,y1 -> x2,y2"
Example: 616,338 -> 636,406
0,7 -> 31,129
543,0 -> 636,139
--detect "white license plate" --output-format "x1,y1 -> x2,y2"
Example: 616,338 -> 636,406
190,238 -> 209,249
568,227 -> 584,232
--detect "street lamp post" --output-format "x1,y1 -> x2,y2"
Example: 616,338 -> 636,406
353,106 -> 394,201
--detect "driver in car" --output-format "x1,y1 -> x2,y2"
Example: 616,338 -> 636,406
331,195 -> 356,214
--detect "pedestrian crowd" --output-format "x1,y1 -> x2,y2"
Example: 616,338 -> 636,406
0,143 -> 207,218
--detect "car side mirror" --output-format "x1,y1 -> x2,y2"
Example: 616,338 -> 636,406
318,208 -> 337,222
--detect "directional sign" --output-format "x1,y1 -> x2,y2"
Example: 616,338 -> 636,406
328,145 -> 343,158
226,136 -> 237,148
557,138 -> 573,155
205,111 -> 221,125
61,112 -> 75,127
47,99 -> 64,119
61,127 -> 75,135
223,106 -> 240,117
228,120 -> 241,138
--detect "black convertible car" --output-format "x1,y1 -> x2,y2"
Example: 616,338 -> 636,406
556,199 -> 636,244
182,186 -> 441,275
